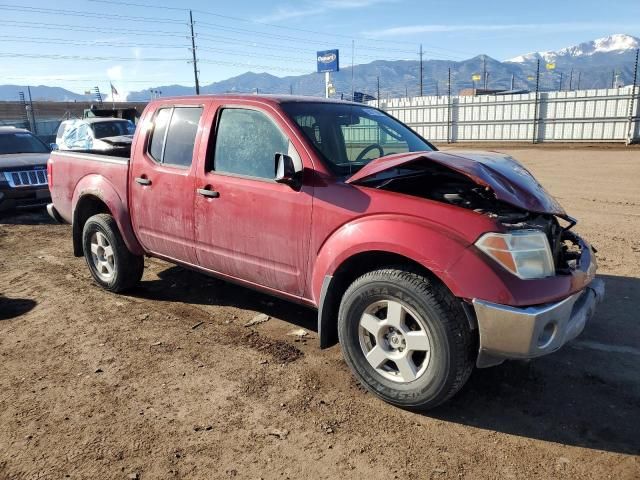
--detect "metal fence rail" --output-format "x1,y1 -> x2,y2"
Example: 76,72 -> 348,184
373,86 -> 640,144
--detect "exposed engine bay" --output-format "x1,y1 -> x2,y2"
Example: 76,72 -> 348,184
361,162 -> 584,274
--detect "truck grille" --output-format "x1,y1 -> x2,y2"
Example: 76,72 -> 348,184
3,169 -> 48,187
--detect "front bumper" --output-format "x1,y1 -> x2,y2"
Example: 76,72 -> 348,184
0,185 -> 50,211
473,278 -> 605,367
46,203 -> 65,223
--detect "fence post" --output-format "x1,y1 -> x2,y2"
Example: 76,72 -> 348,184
626,49 -> 639,145
447,67 -> 452,144
532,59 -> 540,144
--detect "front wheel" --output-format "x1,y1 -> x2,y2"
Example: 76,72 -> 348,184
338,268 -> 475,410
82,213 -> 144,293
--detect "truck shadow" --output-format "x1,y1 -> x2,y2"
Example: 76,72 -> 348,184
132,266 -> 639,454
131,265 -> 318,332
429,273 -> 640,455
0,296 -> 37,320
0,208 -> 54,225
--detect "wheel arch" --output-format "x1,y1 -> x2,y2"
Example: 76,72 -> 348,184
317,250 -> 450,348
71,175 -> 143,257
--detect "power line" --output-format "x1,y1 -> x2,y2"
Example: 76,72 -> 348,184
0,53 -> 189,62
0,19 -> 189,37
0,35 -> 187,49
87,0 -> 425,47
0,4 -> 463,60
198,59 -> 310,74
0,52 -> 311,74
86,0 -> 468,58
4,77 -> 196,83
0,3 -> 187,25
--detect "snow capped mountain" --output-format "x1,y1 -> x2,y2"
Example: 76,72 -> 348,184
507,34 -> 639,63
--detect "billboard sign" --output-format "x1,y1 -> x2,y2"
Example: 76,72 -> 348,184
317,49 -> 339,73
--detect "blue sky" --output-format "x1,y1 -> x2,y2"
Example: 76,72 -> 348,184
1,0 -> 639,97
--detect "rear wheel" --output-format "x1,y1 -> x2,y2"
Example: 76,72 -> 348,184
82,213 -> 144,292
338,268 -> 475,410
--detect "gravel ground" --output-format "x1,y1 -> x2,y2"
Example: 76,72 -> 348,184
1,147 -> 639,479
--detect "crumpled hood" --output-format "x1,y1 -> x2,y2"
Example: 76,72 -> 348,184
345,150 -> 567,216
0,152 -> 50,170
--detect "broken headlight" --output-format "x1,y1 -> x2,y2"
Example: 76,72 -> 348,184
475,230 -> 555,279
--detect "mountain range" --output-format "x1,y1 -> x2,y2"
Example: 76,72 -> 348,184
1,34 -> 638,102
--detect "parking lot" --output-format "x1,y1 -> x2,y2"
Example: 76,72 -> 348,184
1,146 -> 639,479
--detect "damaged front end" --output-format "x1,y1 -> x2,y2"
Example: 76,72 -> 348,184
346,150 -> 588,277
346,150 -> 604,367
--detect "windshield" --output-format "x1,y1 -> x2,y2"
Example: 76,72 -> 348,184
0,131 -> 49,154
281,102 -> 433,175
90,120 -> 135,139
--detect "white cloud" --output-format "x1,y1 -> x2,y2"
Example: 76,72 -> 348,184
257,0 -> 395,23
106,65 -> 130,102
363,22 -> 640,38
106,65 -> 123,81
257,6 -> 324,23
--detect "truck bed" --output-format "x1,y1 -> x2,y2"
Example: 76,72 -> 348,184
48,150 -> 130,224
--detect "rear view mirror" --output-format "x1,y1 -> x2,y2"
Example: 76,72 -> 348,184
49,143 -> 59,151
275,153 -> 301,189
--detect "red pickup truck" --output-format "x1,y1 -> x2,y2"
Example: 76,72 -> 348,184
47,95 -> 604,410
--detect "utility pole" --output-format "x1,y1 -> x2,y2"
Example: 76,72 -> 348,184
559,72 -> 563,91
626,48 -> 639,144
510,73 -> 515,90
419,44 -> 423,96
576,71 -> 581,90
533,59 -> 540,144
27,86 -> 38,135
289,84 -> 293,95
377,76 -> 380,108
482,55 -> 487,90
189,10 -> 200,95
612,70 -> 616,89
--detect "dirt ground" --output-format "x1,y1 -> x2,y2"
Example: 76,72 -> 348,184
1,147 -> 639,480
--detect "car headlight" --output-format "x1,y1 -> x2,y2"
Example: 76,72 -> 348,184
475,230 -> 555,279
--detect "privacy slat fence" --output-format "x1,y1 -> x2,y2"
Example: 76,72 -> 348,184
372,86 -> 640,144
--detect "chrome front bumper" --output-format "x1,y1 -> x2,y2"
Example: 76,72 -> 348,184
473,278 -> 605,367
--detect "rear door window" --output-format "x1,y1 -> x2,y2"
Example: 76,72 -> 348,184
148,108 -> 172,162
163,107 -> 203,167
147,107 -> 202,167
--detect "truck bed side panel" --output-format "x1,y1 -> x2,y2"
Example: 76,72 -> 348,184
49,151 -> 143,255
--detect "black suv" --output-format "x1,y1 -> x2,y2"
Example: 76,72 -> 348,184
0,127 -> 51,212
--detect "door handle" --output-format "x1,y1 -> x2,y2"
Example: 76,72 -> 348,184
135,177 -> 152,186
197,187 -> 220,198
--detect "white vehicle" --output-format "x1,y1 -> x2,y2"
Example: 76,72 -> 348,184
55,118 -> 135,155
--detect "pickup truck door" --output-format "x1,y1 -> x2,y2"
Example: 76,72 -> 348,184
193,104 -> 313,298
130,104 -> 204,265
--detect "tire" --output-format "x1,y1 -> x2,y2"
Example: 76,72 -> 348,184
82,213 -> 144,293
338,268 -> 475,410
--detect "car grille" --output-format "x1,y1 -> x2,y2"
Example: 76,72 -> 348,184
3,169 -> 48,187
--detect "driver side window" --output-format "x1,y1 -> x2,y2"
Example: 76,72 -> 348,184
213,108 -> 289,179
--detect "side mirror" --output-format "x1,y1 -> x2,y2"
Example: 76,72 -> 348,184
49,143 -> 59,151
274,153 -> 301,189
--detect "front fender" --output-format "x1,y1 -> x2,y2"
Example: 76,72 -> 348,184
311,214 -> 471,304
72,174 -> 143,256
